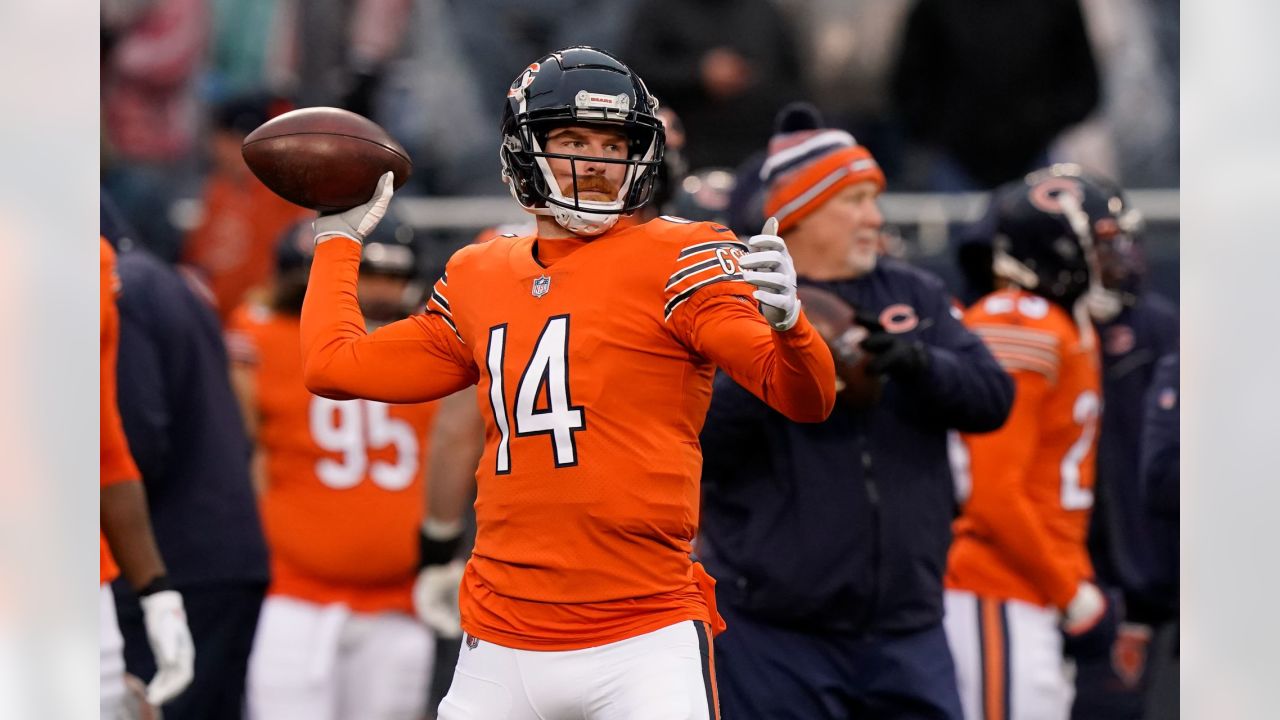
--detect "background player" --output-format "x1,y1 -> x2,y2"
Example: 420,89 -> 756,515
298,46 -> 836,719
226,225 -> 441,720
100,237 -> 195,717
944,170 -> 1113,720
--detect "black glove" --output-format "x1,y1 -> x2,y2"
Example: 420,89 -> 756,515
855,313 -> 930,379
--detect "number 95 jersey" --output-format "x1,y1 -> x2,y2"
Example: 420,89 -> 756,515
227,305 -> 437,614
947,289 -> 1102,610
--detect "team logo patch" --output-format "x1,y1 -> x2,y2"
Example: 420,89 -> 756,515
508,62 -> 540,98
465,633 -> 479,650
879,303 -> 919,333
532,275 -> 552,298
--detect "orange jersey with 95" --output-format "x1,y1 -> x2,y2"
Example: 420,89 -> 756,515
947,289 -> 1102,610
301,216 -> 835,650
227,305 -> 437,613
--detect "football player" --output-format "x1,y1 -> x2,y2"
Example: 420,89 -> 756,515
943,170 -> 1112,720
228,227 -> 441,720
299,47 -> 836,719
100,237 -> 195,717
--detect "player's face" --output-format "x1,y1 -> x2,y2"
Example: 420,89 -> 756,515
799,181 -> 884,278
544,126 -> 630,203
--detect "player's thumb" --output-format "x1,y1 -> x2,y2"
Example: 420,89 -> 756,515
761,216 -> 779,236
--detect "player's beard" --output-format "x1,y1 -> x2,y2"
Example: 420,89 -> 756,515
563,174 -> 618,203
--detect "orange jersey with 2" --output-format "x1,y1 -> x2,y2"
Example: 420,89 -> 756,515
947,289 -> 1102,609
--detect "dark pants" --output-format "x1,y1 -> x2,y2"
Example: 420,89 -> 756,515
715,602 -> 963,720
1071,622 -> 1179,720
114,581 -> 266,719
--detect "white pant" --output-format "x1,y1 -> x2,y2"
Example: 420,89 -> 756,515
247,595 -> 433,720
101,585 -> 128,720
438,620 -> 719,720
944,589 -> 1075,720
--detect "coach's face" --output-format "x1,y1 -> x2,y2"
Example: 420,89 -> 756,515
544,125 -> 629,204
795,181 -> 884,279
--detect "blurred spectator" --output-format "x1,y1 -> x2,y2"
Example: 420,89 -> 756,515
1052,0 -> 1179,188
208,0 -> 299,99
295,0 -> 414,116
228,227 -> 439,720
180,94 -> 309,324
623,0 -> 805,170
1071,170 -> 1178,718
101,0 -> 209,262
105,211 -> 270,720
891,0 -> 1100,191
789,0 -> 914,176
699,104 -> 1012,719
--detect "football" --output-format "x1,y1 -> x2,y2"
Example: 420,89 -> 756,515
242,106 -> 412,213
796,285 -> 883,409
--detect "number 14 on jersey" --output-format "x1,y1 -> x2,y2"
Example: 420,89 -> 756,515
486,315 -> 587,474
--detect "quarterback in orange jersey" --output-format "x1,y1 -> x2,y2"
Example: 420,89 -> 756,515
943,171 -> 1114,720
299,47 -> 835,719
227,226 -> 441,720
100,238 -> 194,716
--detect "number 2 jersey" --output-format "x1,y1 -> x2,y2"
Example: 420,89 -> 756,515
301,216 -> 836,650
947,289 -> 1102,609
227,304 -> 437,613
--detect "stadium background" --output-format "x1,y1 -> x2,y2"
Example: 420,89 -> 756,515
91,0 -> 1182,717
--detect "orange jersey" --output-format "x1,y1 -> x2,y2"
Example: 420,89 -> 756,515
227,304 -> 438,613
947,289 -> 1102,609
300,216 -> 835,650
101,238 -> 141,585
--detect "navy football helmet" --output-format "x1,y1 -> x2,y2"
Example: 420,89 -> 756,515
992,164 -> 1127,310
500,46 -> 665,235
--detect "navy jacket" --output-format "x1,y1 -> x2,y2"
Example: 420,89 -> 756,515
1087,293 -> 1178,622
114,247 -> 269,588
1140,353 -> 1179,608
699,258 -> 1013,634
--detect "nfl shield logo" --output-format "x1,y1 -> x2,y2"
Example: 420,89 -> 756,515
532,275 -> 552,298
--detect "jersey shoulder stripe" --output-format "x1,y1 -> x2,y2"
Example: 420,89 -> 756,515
663,239 -> 749,321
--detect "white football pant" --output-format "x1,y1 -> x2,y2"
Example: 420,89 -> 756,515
944,589 -> 1075,720
247,595 -> 433,720
101,584 -> 128,720
437,619 -> 719,720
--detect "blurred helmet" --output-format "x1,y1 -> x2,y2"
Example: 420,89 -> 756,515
500,46 -> 666,235
667,168 -> 737,225
992,164 -> 1119,310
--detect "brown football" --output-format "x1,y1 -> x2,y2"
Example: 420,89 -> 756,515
241,107 -> 412,212
797,285 -> 883,410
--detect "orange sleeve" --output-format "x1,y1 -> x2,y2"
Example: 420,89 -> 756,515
962,370 -> 1078,608
680,290 -> 836,423
100,239 -> 140,487
300,238 -> 479,402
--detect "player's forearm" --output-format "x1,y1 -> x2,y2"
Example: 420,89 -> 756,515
101,480 -> 169,591
700,303 -> 836,423
426,390 -> 483,525
300,240 -> 476,402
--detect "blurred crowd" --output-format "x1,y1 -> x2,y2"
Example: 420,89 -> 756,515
99,2 -> 1180,719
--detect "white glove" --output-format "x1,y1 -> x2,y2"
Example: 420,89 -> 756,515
1062,581 -> 1107,635
313,171 -> 395,245
413,558 -> 466,638
139,589 -> 195,705
739,217 -> 801,331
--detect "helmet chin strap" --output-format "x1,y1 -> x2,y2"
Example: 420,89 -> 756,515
550,205 -> 619,236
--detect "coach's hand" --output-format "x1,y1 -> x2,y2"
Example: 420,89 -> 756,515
314,171 -> 395,245
140,588 -> 195,705
740,217 -> 801,331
